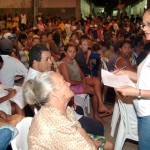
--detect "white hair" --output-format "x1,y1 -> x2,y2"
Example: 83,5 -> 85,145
23,71 -> 55,106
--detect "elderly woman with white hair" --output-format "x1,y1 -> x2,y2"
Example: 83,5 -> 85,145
23,71 -> 113,150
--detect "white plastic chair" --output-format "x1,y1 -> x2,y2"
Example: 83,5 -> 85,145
101,57 -> 119,136
111,101 -> 120,137
100,57 -> 110,103
11,117 -> 33,150
34,107 -> 38,114
114,100 -> 138,150
79,94 -> 90,114
74,94 -> 90,116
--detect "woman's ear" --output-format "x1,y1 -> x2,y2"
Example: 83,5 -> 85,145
50,91 -> 59,100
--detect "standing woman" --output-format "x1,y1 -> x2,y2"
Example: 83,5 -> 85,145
116,9 -> 150,149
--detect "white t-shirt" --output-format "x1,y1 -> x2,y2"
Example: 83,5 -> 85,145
133,54 -> 150,117
0,85 -> 11,115
21,14 -> 27,25
0,55 -> 28,88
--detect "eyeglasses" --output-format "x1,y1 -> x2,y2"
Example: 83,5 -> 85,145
140,22 -> 150,29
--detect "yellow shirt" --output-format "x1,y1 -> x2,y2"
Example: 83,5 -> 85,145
58,23 -> 65,31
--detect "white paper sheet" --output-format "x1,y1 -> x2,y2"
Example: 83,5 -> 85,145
101,69 -> 135,88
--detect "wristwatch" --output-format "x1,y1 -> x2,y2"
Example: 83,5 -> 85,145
138,89 -> 141,99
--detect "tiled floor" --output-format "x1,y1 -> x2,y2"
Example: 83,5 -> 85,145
87,104 -> 138,150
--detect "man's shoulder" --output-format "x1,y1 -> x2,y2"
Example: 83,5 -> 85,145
2,55 -> 20,64
25,68 -> 40,82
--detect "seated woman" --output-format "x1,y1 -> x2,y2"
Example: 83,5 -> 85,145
58,44 -> 112,123
68,33 -> 79,47
23,72 -> 113,150
114,40 -> 138,132
115,40 -> 136,71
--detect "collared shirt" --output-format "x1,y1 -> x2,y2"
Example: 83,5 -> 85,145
24,67 -> 40,82
28,106 -> 95,150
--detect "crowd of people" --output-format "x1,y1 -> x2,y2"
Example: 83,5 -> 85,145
0,8 -> 150,150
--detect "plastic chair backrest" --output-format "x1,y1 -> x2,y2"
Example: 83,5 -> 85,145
111,101 -> 120,137
101,57 -> 109,70
11,117 -> 33,150
74,94 -> 90,115
114,100 -> 138,150
118,100 -> 130,132
118,99 -> 138,138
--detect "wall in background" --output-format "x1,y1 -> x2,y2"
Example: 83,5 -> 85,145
0,0 -> 79,19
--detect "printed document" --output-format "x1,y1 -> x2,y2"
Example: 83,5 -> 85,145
101,69 -> 135,88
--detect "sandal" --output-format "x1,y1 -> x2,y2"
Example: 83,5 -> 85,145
99,109 -> 113,118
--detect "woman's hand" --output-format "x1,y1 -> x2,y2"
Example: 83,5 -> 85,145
93,140 -> 102,149
116,86 -> 138,97
113,69 -> 128,76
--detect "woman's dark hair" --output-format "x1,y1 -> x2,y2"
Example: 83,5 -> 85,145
18,33 -> 27,46
64,44 -> 75,52
60,44 -> 76,60
53,32 -> 60,46
18,33 -> 27,41
40,32 -> 47,39
144,42 -> 150,53
120,40 -> 131,48
92,43 -> 100,52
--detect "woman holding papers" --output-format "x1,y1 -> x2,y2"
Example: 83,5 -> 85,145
116,9 -> 150,150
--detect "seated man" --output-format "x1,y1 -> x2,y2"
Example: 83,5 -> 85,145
0,39 -> 28,88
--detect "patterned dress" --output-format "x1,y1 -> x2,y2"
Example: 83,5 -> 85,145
28,106 -> 96,150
